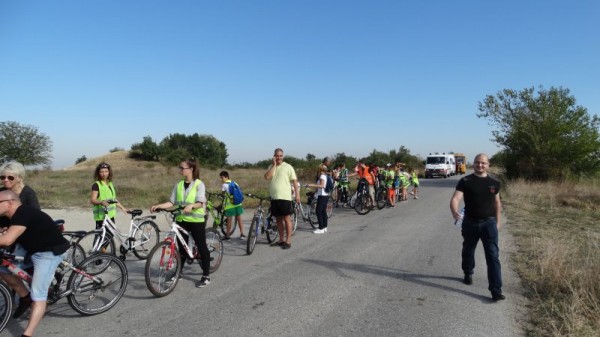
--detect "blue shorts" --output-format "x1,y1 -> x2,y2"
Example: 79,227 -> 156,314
1,250 -> 66,301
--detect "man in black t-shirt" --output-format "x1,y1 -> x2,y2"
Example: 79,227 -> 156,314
449,153 -> 505,301
0,190 -> 69,337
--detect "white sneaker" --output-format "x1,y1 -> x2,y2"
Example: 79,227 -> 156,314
313,229 -> 326,234
324,228 -> 328,233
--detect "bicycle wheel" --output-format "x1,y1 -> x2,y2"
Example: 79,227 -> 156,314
309,203 -> 318,229
77,230 -> 116,257
349,192 -> 357,208
330,187 -> 338,207
246,217 -> 258,255
326,197 -> 334,218
0,282 -> 12,333
48,242 -> 86,305
217,214 -> 236,237
145,241 -> 181,297
205,228 -> 223,273
132,220 -> 161,260
355,194 -> 372,215
291,210 -> 298,235
67,253 -> 128,315
376,188 -> 387,210
265,216 -> 279,243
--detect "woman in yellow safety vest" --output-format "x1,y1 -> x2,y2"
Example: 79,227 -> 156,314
150,159 -> 211,288
90,162 -> 128,229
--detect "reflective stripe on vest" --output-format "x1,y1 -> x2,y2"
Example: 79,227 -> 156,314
175,179 -> 205,222
93,181 -> 117,221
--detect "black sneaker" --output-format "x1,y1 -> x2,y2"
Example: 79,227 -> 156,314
281,243 -> 291,250
13,294 -> 32,319
222,236 -> 231,241
492,292 -> 506,301
463,274 -> 473,285
196,276 -> 211,288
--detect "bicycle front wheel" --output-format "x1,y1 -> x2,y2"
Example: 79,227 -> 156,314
291,211 -> 298,235
0,282 -> 12,333
132,220 -> 161,260
205,228 -> 223,273
77,230 -> 116,257
309,203 -> 318,229
66,253 -> 128,315
355,194 -> 372,215
246,217 -> 258,255
376,188 -> 387,209
145,241 -> 181,297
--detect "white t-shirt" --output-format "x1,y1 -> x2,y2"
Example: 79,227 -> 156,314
316,174 -> 328,197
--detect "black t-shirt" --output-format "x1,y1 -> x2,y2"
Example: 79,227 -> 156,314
455,174 -> 500,219
11,205 -> 70,255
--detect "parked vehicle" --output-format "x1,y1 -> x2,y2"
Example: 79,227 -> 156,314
424,153 -> 455,178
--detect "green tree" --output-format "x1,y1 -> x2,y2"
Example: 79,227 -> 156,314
159,133 -> 228,167
130,136 -> 161,161
0,121 -> 52,166
478,86 -> 600,180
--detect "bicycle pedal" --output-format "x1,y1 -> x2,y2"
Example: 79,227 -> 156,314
186,258 -> 194,265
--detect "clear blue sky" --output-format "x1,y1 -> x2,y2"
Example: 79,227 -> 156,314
1,0 -> 598,169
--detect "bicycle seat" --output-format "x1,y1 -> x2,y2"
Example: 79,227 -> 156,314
128,209 -> 143,217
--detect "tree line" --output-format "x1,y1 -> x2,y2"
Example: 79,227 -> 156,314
2,85 -> 599,181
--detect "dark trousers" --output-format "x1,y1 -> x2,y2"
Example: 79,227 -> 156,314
315,195 -> 329,230
461,217 -> 502,294
178,221 -> 210,277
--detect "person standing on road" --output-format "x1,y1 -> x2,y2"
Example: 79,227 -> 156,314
0,190 -> 70,337
219,170 -> 245,240
150,159 -> 211,288
90,162 -> 129,229
264,148 -> 300,249
409,167 -> 420,199
449,153 -> 505,301
307,164 -> 329,234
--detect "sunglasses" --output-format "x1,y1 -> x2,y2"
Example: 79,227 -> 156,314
0,176 -> 15,181
100,164 -> 110,169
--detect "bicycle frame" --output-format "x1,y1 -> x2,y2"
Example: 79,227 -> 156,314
91,211 -> 155,252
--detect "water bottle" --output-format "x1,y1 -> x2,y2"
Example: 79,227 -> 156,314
454,208 -> 465,228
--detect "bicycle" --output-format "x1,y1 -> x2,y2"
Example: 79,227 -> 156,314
0,250 -> 128,332
205,192 -> 235,237
76,200 -> 161,260
294,184 -> 334,229
353,178 -> 374,215
144,206 -> 223,297
375,185 -> 391,209
245,193 -> 280,255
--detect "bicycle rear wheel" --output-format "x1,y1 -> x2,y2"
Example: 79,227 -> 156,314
77,230 -> 116,257
309,203 -> 318,229
265,216 -> 279,243
205,228 -> 223,273
246,217 -> 258,255
326,197 -> 334,218
145,241 -> 181,297
376,188 -> 387,209
67,253 -> 128,315
291,210 -> 298,235
0,282 -> 12,333
132,220 -> 161,260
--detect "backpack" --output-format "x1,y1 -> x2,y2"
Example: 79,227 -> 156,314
228,181 -> 244,205
324,175 -> 334,193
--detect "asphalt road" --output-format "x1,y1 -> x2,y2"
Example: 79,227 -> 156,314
5,175 -> 526,337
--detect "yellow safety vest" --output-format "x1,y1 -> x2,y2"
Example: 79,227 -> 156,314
93,181 -> 117,221
175,179 -> 205,223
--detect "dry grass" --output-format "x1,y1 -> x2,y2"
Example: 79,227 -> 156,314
505,179 -> 600,336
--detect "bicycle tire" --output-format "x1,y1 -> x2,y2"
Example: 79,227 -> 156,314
291,210 -> 298,235
145,241 -> 181,297
67,253 -> 128,315
0,282 -> 12,333
246,217 -> 258,255
330,187 -> 338,207
326,197 -> 334,218
205,228 -> 223,273
265,216 -> 279,243
376,188 -> 387,209
355,194 -> 372,215
132,220 -> 161,260
217,214 -> 236,238
77,230 -> 116,258
309,202 -> 318,229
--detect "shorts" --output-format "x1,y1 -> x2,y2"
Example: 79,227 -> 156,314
0,250 -> 66,301
270,199 -> 294,217
224,205 -> 244,217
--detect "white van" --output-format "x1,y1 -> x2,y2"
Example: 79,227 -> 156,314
424,153 -> 456,178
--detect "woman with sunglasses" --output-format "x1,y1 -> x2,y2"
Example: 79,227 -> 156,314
0,161 -> 40,211
150,159 -> 211,288
90,162 -> 128,229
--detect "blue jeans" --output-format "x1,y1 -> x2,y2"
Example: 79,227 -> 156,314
461,217 -> 502,294
30,251 -> 67,301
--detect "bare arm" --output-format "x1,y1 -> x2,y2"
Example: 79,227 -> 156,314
292,179 -> 300,203
495,193 -> 502,229
449,190 -> 464,222
0,225 -> 26,247
264,157 -> 277,180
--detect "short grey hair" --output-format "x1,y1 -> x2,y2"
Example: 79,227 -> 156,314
0,161 -> 26,180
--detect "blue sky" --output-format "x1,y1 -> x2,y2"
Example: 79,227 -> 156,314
1,0 -> 598,169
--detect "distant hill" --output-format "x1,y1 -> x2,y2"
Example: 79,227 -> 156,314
63,151 -> 152,171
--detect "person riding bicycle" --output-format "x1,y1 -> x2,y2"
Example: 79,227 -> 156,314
150,159 -> 211,288
0,190 -> 69,337
219,170 -> 245,240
